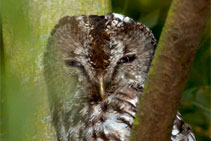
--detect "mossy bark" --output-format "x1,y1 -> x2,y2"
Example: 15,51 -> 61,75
130,0 -> 210,140
1,0 -> 111,140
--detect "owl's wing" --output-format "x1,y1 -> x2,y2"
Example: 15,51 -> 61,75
171,112 -> 196,141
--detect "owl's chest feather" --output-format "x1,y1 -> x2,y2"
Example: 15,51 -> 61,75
68,87 -> 140,141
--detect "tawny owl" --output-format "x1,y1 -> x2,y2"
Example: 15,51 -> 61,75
44,13 -> 196,141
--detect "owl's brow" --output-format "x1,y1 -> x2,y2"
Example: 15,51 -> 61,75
63,53 -> 85,60
113,52 -> 136,56
124,51 -> 136,55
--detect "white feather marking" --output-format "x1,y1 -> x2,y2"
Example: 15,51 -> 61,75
172,128 -> 179,135
128,97 -> 138,107
112,13 -> 125,20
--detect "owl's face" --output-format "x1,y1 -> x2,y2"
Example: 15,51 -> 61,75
44,13 -> 156,140
45,13 -> 155,102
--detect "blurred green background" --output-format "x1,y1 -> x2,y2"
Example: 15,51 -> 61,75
112,0 -> 210,140
0,0 -> 210,140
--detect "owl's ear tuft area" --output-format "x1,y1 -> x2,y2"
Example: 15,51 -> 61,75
51,16 -> 78,36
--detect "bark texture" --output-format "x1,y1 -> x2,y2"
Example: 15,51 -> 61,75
130,0 -> 210,140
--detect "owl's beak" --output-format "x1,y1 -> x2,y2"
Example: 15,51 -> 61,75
98,74 -> 104,100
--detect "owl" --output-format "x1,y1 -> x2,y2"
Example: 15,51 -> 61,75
44,13 -> 196,141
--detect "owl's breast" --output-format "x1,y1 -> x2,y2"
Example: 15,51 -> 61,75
83,91 -> 139,141
67,86 -> 140,141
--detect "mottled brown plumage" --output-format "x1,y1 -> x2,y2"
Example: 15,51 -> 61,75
44,13 -> 195,141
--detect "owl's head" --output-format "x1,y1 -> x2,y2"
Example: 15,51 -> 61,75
44,13 -> 156,103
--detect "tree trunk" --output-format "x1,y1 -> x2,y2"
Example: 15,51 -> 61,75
130,0 -> 210,140
1,0 -> 111,140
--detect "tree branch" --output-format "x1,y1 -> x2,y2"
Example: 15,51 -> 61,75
130,0 -> 210,140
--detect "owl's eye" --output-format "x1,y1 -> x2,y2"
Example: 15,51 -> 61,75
66,60 -> 83,67
118,55 -> 136,64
